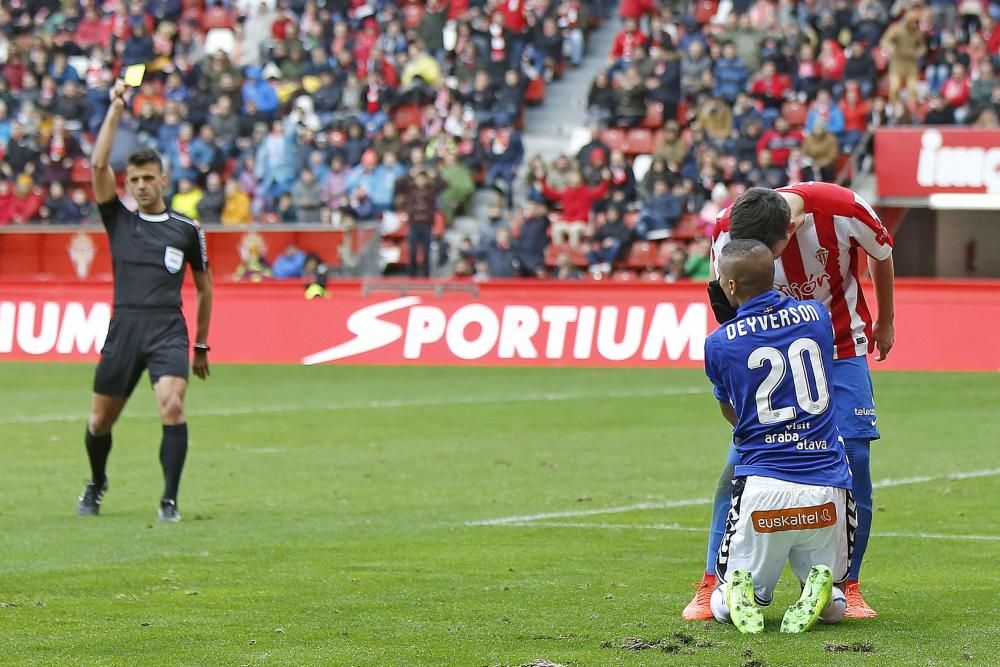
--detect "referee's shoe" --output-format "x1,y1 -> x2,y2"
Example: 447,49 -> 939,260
77,479 -> 108,516
158,499 -> 181,523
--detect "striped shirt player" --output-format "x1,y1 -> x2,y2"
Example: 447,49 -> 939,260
711,182 -> 894,361
78,78 -> 213,524
682,183 -> 895,622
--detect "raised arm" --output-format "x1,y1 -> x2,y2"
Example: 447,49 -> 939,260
92,80 -> 129,204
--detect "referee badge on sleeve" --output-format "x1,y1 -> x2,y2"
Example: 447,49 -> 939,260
164,246 -> 184,274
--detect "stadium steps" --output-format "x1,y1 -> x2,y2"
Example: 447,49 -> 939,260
520,17 -> 619,165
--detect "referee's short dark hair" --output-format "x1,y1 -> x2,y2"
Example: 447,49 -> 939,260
729,187 -> 792,250
127,147 -> 164,171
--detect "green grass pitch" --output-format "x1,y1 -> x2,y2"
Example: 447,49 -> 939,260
2,363 -> 998,666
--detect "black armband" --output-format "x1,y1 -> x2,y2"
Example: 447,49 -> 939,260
707,280 -> 738,325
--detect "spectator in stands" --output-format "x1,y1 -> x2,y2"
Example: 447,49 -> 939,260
941,62 -> 972,121
713,42 -> 749,104
0,181 -> 14,225
171,177 -> 202,220
322,154 -> 351,211
484,127 -> 524,208
637,179 -> 684,240
969,61 -> 997,117
40,115 -> 81,185
663,245 -> 688,282
839,86 -> 871,153
748,148 -> 788,189
610,18 -> 648,72
757,116 -> 802,168
653,120 -> 686,169
292,168 -> 324,222
924,93 -> 957,124
516,196 -> 551,278
806,89 -> 846,139
607,149 -> 637,201
684,237 -> 712,280
477,199 -> 511,253
802,118 -> 840,182
880,10 -> 927,103
577,121 -> 612,169
38,181 -> 76,225
439,150 -> 476,223
5,174 -> 43,225
587,205 -> 633,272
681,40 -> 712,94
397,165 -> 447,277
273,244 -> 307,279
222,179 -> 253,225
197,173 -> 226,224
616,66 -> 648,127
540,168 -> 610,246
553,251 -> 583,280
484,227 -> 518,279
751,60 -> 789,112
841,40 -> 878,100
697,96 -> 733,143
278,192 -> 298,223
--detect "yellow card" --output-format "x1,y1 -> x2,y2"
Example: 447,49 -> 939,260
123,64 -> 146,87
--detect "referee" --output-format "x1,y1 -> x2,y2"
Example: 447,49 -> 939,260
77,79 -> 213,522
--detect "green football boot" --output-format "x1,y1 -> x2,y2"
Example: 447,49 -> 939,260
726,569 -> 764,634
780,565 -> 834,634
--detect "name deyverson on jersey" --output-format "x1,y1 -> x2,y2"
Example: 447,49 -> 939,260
724,303 -> 824,340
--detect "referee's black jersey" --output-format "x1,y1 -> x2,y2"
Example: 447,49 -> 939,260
98,198 -> 209,311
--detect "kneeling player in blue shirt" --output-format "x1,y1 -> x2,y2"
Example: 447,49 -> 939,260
704,239 -> 855,634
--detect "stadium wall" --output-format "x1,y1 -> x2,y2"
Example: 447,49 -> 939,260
1,280 -> 997,372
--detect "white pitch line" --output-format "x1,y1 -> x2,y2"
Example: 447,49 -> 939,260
466,498 -> 713,527
1,386 -> 709,425
500,521 -> 999,542
467,467 -> 1000,527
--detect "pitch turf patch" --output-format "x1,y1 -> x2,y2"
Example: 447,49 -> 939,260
600,631 -> 715,653
824,640 -> 876,653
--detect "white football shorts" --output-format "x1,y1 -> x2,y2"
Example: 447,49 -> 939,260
715,475 -> 856,605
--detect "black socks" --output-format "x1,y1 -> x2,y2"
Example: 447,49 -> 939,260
159,423 -> 189,501
85,430 -> 112,486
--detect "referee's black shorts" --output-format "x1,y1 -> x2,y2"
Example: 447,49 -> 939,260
93,310 -> 190,397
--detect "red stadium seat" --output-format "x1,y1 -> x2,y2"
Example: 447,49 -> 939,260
626,241 -> 658,268
626,128 -> 653,156
71,159 -> 92,184
641,102 -> 664,129
524,77 -> 546,105
200,6 -> 234,30
673,214 -> 701,240
782,100 -> 807,127
640,269 -> 664,282
611,269 -> 636,281
600,128 -> 627,153
675,100 -> 691,124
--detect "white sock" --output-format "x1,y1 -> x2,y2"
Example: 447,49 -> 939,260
710,584 -> 730,623
820,587 -> 847,624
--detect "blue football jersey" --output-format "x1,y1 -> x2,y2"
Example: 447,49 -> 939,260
705,290 -> 852,489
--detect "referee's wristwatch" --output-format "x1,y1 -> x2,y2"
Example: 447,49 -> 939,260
193,343 -> 211,353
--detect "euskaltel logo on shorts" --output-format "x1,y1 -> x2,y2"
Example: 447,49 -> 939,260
751,502 -> 838,533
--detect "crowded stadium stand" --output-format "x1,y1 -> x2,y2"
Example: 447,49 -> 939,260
1,0 -> 999,282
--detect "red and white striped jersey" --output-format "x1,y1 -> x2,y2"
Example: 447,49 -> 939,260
712,182 -> 894,359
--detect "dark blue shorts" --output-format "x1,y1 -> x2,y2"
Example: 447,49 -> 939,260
831,356 -> 879,441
